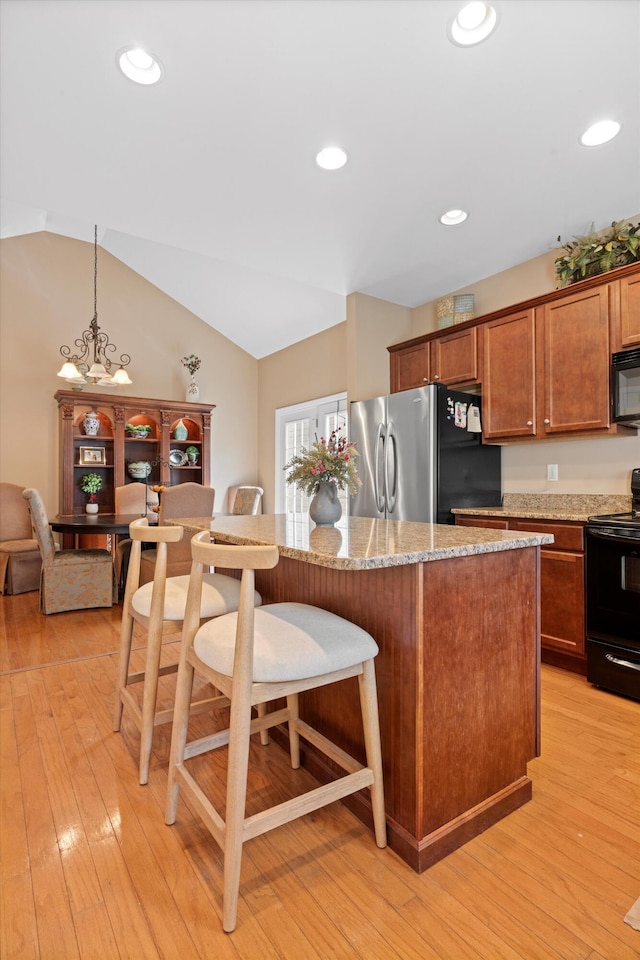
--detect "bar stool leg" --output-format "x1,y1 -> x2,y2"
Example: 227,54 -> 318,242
359,659 -> 387,849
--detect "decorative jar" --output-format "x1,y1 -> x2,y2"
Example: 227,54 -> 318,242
83,411 -> 100,436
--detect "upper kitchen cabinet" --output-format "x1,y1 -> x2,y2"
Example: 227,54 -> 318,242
389,324 -> 479,393
540,283 -> 611,436
618,271 -> 640,347
393,262 -> 640,443
483,284 -> 621,442
430,325 -> 479,387
482,309 -> 536,441
390,339 -> 430,392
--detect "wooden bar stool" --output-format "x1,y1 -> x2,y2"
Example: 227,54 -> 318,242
113,519 -> 260,784
165,531 -> 387,932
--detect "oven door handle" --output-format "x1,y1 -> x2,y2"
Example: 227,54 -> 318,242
588,529 -> 640,546
605,653 -> 640,672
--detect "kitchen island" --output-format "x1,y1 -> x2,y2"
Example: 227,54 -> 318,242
174,513 -> 553,872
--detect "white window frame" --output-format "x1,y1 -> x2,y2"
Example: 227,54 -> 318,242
275,392 -> 347,513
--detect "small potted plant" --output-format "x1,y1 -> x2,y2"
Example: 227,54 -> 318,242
185,445 -> 199,465
80,472 -> 103,514
125,422 -> 152,439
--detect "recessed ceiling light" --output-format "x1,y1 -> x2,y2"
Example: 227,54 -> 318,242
449,2 -> 498,46
316,147 -> 348,171
116,46 -> 164,85
440,209 -> 469,226
580,120 -> 621,146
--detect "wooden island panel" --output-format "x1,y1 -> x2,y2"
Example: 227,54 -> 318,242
250,545 -> 540,872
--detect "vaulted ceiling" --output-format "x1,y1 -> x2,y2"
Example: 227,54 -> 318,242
1,0 -> 639,358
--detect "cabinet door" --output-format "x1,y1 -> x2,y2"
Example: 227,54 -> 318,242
541,286 -> 611,435
430,326 -> 478,387
540,549 -> 585,656
482,309 -> 536,440
620,273 -> 640,346
390,341 -> 429,393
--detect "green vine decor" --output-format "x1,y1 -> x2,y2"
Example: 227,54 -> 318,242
555,220 -> 640,287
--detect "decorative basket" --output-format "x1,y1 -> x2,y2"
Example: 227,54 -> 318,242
436,295 -> 454,329
453,294 -> 475,324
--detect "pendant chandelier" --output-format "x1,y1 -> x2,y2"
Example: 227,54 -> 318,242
57,225 -> 133,387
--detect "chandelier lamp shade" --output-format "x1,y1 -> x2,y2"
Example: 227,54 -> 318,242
56,225 -> 133,387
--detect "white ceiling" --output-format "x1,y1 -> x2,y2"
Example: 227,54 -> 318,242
1,0 -> 639,359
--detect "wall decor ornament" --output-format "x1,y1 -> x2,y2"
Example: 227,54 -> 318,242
181,354 -> 201,402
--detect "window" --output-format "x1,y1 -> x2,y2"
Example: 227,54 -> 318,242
275,393 -> 347,514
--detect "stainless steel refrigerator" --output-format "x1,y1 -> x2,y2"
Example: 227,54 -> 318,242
349,383 -> 501,523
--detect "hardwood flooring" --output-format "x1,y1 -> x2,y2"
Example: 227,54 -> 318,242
1,590 -> 639,959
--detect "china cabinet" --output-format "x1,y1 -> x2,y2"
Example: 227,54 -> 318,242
54,390 -> 214,517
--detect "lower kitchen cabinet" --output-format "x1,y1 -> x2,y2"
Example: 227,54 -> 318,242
456,514 -> 586,673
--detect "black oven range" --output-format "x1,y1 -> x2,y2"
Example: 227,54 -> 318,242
586,467 -> 640,701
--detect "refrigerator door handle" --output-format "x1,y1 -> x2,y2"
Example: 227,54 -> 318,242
385,421 -> 397,514
375,423 -> 386,513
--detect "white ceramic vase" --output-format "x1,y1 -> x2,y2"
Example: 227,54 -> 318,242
85,502 -> 99,514
185,377 -> 200,402
83,411 -> 100,436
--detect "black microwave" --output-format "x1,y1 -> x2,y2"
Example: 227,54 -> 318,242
612,349 -> 640,427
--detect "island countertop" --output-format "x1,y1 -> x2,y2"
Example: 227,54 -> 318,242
173,513 -> 554,571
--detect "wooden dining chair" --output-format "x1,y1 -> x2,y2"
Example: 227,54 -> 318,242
165,531 -> 387,932
114,519 -> 261,785
138,482 -> 215,586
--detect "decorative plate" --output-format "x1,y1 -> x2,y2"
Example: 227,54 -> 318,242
169,448 -> 188,466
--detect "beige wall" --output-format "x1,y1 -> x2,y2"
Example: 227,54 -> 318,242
3,231 -> 637,520
0,232 -> 259,516
346,292 -> 412,401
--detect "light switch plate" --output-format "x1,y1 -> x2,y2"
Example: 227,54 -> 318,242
547,463 -> 559,481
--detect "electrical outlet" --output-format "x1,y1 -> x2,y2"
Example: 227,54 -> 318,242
547,463 -> 559,481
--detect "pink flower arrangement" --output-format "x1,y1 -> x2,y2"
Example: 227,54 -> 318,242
284,430 -> 361,495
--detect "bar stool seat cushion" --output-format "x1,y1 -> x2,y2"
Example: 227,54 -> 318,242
131,572 -> 261,621
194,601 -> 379,683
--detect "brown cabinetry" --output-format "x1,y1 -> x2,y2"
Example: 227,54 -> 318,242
391,262 -> 639,442
55,390 -> 215,516
390,325 -> 479,393
456,514 -> 586,672
541,284 -> 611,436
619,272 -> 640,346
482,309 -> 536,440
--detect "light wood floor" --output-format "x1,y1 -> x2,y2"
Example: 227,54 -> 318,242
1,590 -> 639,960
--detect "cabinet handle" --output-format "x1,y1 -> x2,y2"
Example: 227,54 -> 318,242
526,421 -> 533,427
605,653 -> 640,672
422,377 -> 429,382
433,374 -> 440,380
544,418 -> 550,425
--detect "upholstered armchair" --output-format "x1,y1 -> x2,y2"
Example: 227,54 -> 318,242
0,482 -> 42,594
22,488 -> 117,614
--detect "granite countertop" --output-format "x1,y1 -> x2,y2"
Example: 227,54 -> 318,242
451,493 -> 632,523
171,514 -> 553,571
